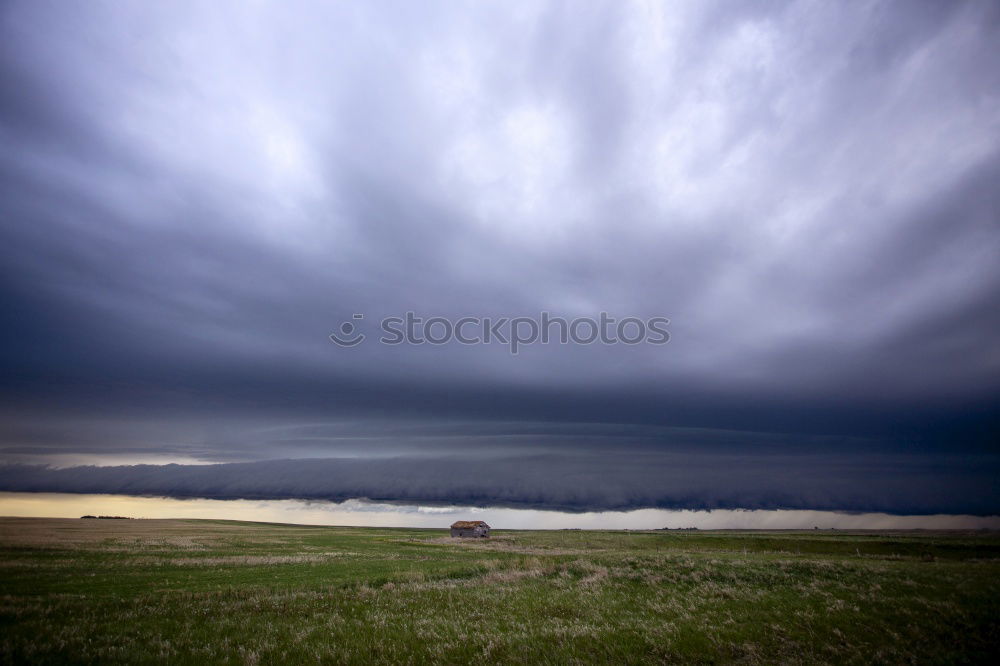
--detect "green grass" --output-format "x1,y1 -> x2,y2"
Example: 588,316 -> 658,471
1,518 -> 998,664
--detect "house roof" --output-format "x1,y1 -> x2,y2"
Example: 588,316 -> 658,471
450,520 -> 490,529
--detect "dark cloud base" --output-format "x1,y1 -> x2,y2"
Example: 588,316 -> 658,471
2,453 -> 997,516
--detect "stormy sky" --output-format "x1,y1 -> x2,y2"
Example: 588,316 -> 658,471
1,1 -> 999,517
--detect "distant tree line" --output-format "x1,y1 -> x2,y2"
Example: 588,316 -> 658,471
80,515 -> 133,519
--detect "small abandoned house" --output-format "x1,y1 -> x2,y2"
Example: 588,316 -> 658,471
450,520 -> 490,538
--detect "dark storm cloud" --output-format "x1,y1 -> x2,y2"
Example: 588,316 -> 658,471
1,451 -> 997,515
1,1 -> 999,512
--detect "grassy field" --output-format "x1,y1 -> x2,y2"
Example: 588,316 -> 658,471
1,518 -> 998,664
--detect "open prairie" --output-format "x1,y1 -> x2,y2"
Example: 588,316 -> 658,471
1,517 -> 998,664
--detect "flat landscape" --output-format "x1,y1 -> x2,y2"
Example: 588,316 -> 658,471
1,518 -> 998,664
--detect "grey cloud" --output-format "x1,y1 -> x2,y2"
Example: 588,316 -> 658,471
1,1 -> 999,511
1,451 -> 996,515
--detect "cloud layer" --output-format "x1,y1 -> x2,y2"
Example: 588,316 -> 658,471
1,1 -> 999,513
2,450 -> 997,515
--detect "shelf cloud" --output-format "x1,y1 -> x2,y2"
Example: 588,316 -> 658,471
2,450 -> 997,515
